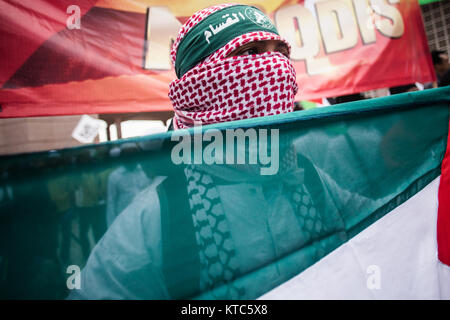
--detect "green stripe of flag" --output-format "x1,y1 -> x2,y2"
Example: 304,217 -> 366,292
0,87 -> 449,299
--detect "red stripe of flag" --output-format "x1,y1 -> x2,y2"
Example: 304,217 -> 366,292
438,107 -> 450,266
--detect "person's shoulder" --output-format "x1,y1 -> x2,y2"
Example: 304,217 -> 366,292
94,176 -> 168,263
130,176 -> 166,206
110,175 -> 167,225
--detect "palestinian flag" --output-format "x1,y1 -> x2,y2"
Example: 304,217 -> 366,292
1,87 -> 450,299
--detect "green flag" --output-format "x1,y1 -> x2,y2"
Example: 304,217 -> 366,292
1,87 -> 450,299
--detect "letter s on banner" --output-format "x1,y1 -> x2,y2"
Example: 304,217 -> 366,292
371,0 -> 404,38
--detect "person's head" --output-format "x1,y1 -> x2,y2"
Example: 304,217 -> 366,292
389,84 -> 418,95
431,50 -> 449,78
168,4 -> 298,129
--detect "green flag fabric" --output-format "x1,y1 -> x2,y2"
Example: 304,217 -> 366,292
0,87 -> 449,299
419,0 -> 442,5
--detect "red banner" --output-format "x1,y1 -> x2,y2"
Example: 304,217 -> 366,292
0,0 -> 436,118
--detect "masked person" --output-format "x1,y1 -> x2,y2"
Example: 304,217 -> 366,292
68,4 -> 348,300
168,3 -> 298,129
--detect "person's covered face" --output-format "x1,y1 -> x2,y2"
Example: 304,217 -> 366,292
169,4 -> 298,129
226,40 -> 289,58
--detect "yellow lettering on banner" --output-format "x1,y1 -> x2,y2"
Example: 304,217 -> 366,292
144,6 -> 181,70
275,4 -> 333,76
370,0 -> 404,38
141,1 -> 404,75
315,0 -> 358,54
353,0 -> 376,44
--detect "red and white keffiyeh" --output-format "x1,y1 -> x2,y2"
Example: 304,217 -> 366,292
169,5 -> 298,130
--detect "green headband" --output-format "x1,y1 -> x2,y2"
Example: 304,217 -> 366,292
175,5 -> 279,78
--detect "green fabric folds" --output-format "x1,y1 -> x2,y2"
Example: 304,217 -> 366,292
0,87 -> 449,299
175,5 -> 279,78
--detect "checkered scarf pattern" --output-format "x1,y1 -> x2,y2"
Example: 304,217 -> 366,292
169,5 -> 298,129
